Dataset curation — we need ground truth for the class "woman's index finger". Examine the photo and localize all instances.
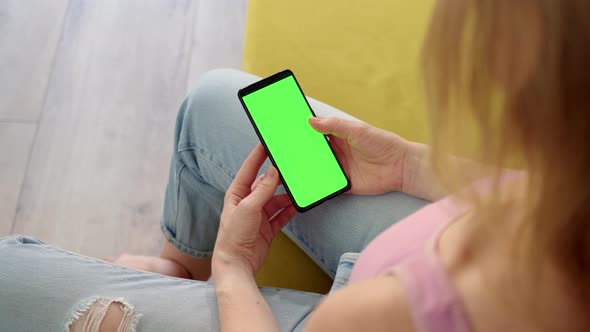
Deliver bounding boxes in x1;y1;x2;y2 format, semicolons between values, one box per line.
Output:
226;143;268;201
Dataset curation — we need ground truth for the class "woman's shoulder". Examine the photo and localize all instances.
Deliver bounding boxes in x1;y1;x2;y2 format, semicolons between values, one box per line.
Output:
304;275;416;332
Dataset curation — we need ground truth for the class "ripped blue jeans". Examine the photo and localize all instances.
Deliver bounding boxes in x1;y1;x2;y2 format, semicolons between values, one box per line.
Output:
0;69;427;331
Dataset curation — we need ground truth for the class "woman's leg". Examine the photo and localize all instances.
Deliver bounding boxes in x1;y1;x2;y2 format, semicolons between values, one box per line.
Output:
0;236;321;331
158;69;428;280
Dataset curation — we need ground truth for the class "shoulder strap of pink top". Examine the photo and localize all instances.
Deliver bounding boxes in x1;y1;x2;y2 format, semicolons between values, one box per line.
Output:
388;249;472;332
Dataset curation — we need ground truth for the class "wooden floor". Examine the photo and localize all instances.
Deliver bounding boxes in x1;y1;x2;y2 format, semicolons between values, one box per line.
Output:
0;0;246;258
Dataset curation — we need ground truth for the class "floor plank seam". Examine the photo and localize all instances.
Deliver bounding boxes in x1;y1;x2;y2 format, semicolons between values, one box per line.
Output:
0;119;38;124
9;0;71;234
181;0;199;97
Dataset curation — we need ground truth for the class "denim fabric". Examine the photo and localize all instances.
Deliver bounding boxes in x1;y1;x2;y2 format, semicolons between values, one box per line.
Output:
0;69;427;331
330;253;361;292
0;236;322;331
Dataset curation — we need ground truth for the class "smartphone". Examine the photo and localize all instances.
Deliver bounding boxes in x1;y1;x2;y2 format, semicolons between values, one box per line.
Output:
238;69;350;212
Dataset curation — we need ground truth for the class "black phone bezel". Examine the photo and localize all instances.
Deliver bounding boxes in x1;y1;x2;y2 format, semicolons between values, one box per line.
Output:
237;69;351;212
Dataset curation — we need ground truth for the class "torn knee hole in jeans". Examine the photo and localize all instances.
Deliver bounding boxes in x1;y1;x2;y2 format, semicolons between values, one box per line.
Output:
66;297;141;332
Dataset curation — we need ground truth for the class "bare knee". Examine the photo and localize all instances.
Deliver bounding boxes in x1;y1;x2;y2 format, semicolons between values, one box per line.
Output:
67;297;140;332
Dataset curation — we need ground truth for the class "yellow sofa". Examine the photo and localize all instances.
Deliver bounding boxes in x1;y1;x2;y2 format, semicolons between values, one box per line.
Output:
244;1;433;293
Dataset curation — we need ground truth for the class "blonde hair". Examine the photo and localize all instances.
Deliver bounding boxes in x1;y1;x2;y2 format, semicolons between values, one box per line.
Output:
422;0;589;313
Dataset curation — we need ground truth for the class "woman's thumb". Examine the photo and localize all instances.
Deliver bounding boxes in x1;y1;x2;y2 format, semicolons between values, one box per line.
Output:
309;116;350;138
243;166;279;209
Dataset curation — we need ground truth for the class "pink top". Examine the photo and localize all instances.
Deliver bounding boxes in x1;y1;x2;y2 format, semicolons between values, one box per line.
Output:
349;196;472;332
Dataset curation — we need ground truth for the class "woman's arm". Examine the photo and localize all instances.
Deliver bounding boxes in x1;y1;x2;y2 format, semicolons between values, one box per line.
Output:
304;275;416;332
211;144;296;332
402;142;499;202
215;262;278;332
309;116;495;202
401;142;447;201
215;268;416;332
308;117;450;200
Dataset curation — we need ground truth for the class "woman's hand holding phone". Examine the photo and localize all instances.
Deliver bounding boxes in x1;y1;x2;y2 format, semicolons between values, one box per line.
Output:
213;143;297;279
309;116;410;196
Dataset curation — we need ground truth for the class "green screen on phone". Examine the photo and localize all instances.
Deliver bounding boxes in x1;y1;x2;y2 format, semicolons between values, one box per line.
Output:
239;70;350;211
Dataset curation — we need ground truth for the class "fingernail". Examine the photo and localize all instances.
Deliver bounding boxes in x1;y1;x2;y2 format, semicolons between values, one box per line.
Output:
265;166;276;179
309;117;321;123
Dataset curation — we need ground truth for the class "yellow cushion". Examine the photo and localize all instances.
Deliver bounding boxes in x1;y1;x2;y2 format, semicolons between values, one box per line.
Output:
245;1;432;293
